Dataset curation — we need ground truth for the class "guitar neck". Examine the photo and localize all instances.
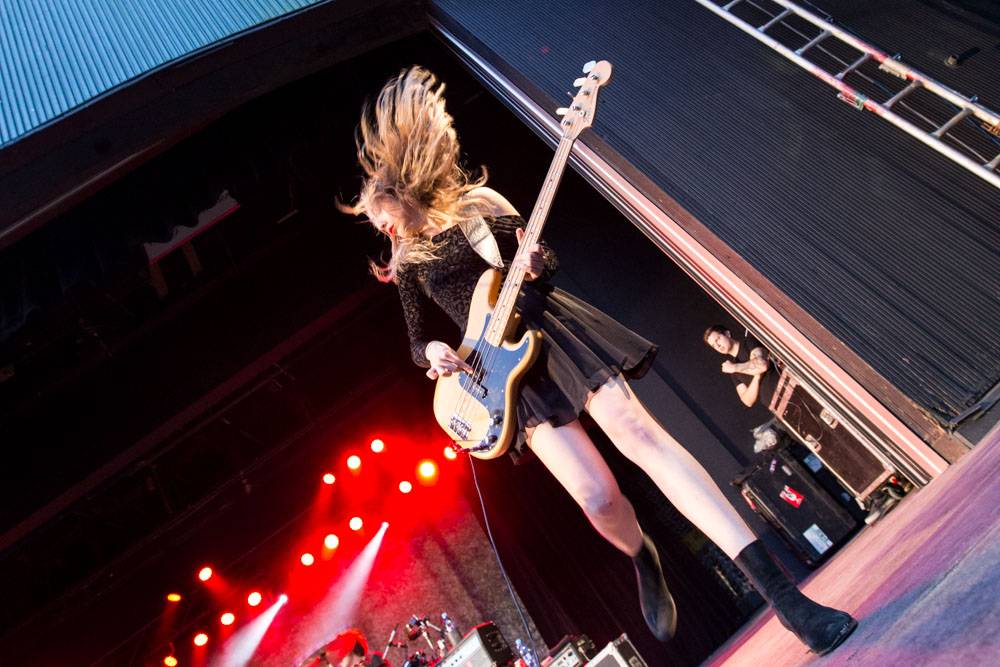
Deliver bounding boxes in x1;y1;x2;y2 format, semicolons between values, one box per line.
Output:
485;133;576;346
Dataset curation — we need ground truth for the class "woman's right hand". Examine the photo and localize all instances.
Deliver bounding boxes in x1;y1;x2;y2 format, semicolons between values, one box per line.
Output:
424;341;475;380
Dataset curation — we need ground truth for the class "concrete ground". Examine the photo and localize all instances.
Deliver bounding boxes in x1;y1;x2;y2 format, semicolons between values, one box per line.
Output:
704;427;1000;666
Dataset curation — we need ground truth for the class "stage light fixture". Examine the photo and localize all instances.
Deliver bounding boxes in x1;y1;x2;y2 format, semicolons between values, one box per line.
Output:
197;566;213;582
371;438;385;453
443;446;458;460
417;460;438;480
166;593;182;603
247;591;262;607
300;552;315;566
322;473;336;485
194;633;209;647
163;656;178;667
324;533;340;550
220;612;235;626
398;480;413;494
349;516;363;531
279;594;289;604
346;454;362;470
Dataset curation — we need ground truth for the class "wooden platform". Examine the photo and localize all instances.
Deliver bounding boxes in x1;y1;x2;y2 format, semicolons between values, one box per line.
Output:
705;428;1000;666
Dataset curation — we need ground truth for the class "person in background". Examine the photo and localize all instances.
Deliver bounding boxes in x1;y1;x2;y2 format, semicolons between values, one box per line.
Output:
704;325;779;410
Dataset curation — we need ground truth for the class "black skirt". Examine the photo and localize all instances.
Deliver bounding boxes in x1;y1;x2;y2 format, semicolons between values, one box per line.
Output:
511;284;657;455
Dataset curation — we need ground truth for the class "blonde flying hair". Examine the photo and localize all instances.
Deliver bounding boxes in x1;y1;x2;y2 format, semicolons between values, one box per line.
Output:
340;66;488;282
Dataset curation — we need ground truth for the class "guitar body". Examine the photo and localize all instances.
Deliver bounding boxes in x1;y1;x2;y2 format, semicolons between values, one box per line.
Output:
433;269;542;459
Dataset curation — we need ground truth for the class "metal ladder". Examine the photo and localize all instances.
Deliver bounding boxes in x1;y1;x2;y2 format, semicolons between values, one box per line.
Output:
695;0;1000;191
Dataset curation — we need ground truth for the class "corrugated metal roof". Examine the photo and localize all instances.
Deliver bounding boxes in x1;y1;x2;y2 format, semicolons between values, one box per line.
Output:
0;0;326;146
430;0;1000;422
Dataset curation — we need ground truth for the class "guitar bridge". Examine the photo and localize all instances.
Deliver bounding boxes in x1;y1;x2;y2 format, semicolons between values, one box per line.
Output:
449;415;472;440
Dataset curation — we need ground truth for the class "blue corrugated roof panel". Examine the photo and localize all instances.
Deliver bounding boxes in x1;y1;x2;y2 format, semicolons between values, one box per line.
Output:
0;0;326;146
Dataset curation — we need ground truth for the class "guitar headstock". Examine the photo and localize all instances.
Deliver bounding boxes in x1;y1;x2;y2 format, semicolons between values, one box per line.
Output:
556;60;612;139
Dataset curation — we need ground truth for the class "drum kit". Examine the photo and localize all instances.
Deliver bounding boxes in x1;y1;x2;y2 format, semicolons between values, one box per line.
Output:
300;613;461;667
386;612;462;667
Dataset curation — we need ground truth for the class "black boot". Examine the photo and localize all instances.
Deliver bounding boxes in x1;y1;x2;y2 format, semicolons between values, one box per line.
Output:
632;533;677;642
735;540;857;655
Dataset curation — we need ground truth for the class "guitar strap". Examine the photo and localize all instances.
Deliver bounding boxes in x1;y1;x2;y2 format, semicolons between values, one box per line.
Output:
458;215;504;269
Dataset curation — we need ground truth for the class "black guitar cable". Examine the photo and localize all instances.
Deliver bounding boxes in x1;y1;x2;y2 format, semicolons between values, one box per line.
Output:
467;456;540;663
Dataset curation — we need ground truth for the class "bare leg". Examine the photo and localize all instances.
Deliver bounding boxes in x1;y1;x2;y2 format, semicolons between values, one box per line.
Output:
586;375;756;558
526;419;643;556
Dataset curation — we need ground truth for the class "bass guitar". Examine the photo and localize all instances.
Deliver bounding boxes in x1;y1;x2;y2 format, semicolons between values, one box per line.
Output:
432;60;612;459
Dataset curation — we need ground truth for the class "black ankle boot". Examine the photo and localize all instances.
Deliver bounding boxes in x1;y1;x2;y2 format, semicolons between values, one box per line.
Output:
632;533;677;642
735;540;857;655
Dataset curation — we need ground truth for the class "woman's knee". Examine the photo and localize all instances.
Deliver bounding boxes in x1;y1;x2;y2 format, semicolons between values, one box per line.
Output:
574;481;628;520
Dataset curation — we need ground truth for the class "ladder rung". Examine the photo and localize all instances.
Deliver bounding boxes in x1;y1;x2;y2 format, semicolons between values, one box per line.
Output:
835;53;870;80
758;9;792;32
795;29;830;55
884;81;921;109
932;108;973;138
987;154;1000;171
723;0;742;9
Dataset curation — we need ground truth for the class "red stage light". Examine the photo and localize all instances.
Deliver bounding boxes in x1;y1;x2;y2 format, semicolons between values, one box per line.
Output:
197;566;213;582
346;454;361;470
322;473;336;485
443;446;458;461
370;439;385;453
164;656;178;667
247;591;262;607
193;633;209;647
398;480;413;494
220;612;235;626
349;517;363;531
324;534;340;550
166;593;182;603
417;460;438;480
300;552;315;566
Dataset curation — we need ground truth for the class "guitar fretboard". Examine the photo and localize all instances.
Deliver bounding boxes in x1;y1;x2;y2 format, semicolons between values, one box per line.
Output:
484;133;576;346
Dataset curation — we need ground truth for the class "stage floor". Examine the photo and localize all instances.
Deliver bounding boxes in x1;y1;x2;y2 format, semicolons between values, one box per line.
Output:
705;429;1000;666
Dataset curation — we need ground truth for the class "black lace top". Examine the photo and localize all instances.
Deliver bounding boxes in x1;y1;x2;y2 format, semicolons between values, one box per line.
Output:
395;215;558;367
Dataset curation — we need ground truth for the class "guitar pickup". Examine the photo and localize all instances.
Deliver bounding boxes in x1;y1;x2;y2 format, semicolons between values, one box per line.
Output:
460;375;488;400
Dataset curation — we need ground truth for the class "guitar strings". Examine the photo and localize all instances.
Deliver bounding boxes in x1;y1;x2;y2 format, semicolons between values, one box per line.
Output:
451;133;575;450
463;137;565;417
458;134;573;440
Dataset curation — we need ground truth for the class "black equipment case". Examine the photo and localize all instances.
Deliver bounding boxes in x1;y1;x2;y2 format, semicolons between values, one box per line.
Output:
735;447;859;566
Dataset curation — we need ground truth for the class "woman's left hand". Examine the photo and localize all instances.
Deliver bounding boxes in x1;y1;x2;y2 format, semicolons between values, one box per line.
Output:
514;228;545;281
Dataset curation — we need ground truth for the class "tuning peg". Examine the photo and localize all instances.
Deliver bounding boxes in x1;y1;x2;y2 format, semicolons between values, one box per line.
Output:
582;60;596;73
573;77;586;87
556;107;569;116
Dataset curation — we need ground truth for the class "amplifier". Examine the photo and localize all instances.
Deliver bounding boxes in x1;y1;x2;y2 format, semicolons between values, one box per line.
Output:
769;370;892;501
439;622;515;667
544;635;594;667
586;635;647;667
